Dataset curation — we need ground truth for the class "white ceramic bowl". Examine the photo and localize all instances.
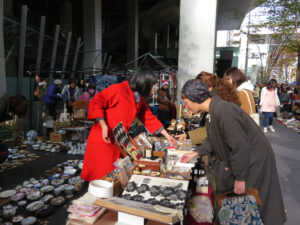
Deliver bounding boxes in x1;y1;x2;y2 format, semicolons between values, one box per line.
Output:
88;180;113;198
64;168;76;176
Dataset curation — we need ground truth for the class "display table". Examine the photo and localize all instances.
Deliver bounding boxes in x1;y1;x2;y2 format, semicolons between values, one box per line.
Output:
94;197;180;225
67;210;166;225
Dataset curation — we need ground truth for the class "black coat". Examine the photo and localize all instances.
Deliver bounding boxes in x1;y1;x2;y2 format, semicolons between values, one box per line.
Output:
198;95;286;225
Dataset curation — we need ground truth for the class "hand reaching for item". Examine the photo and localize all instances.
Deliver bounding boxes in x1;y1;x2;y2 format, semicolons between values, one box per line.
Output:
175;133;187;141
180;152;198;163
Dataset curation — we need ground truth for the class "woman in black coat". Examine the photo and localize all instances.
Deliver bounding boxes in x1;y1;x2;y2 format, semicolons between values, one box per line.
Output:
181;79;286;225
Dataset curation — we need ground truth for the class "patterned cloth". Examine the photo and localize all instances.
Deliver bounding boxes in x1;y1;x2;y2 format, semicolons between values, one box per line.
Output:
182;79;209;103
218;195;264;225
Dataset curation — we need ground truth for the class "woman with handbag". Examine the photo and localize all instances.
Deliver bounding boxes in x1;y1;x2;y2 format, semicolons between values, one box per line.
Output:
224;67;256;115
180;79;286;225
260;79;280;133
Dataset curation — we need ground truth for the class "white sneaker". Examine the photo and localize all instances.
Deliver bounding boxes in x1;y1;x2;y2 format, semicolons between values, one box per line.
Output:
269;126;275;132
263;127;267;133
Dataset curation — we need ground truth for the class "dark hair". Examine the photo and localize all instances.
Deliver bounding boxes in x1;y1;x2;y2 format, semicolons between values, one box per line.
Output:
88;83;96;90
224;67;247;87
267;79;277;90
129;67;157;97
196;71;218;88
10;95;28;118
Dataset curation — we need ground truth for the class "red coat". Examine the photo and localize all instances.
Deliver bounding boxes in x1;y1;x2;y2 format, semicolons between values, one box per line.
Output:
81;81;163;182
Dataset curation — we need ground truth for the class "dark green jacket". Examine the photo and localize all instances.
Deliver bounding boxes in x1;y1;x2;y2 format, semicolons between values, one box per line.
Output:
197;95;286;225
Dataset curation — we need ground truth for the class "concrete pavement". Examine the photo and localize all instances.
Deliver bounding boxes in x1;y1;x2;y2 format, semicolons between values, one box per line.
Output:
264;121;300;225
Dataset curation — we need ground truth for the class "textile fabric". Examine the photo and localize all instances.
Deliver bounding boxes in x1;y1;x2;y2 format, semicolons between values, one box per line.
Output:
218;195;263;225
182;79;209;103
81;81;163;182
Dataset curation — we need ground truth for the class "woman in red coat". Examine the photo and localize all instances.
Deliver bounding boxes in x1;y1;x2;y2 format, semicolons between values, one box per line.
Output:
81;67;176;182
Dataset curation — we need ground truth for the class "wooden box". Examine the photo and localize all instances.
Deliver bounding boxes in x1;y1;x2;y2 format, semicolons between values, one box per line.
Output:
50;132;67;142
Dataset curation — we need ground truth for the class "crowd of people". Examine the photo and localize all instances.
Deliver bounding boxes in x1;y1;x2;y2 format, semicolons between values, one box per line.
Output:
28;67;293;224
33;76;97;121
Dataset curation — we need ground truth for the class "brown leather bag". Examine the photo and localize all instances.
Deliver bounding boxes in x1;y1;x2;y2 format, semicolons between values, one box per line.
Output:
215;187;262;208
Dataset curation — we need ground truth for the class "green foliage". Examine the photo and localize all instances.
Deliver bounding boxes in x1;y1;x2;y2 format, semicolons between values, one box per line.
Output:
253;0;300;83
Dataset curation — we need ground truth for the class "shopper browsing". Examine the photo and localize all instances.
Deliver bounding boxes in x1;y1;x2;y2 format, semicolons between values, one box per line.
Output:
81;67;176;182
259;79;280;133
180;79;286;225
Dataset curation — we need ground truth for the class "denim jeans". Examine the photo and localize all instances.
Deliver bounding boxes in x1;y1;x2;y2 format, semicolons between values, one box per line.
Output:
263;112;274;128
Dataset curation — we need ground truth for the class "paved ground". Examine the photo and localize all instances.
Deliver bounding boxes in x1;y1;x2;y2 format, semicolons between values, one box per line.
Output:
263;120;300;225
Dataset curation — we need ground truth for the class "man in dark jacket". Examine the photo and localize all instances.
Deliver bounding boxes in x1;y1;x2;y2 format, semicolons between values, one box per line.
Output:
44;79;62;120
181;79;286;225
157;80;171;126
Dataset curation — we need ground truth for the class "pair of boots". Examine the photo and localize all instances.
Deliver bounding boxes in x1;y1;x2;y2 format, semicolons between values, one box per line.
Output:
264;125;275;133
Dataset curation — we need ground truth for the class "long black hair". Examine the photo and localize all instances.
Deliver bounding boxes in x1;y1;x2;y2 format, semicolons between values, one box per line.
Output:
129;67;157;97
266;79;277;90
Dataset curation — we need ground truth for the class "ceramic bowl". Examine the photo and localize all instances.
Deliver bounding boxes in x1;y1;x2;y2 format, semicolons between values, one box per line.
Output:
18;200;27;206
64;185;75;195
26;190;43;201
40;185;55;193
11;192;25;202
2;204;18;218
51;179;64;187
50;196;66;206
53;186;64;196
26;201;44;212
64;168;76;176
40;194;54;203
12;215;24;223
21;216;37;225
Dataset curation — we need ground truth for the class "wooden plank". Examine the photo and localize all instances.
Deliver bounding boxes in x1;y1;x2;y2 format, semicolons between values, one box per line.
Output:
94;197;179;224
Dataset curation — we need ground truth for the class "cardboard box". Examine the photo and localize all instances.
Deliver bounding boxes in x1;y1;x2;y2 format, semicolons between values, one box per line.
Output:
50;132;67;142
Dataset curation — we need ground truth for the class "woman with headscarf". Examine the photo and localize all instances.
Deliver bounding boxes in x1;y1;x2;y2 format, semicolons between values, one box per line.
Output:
176;71;240;144
180;79;286;225
81;67;176;182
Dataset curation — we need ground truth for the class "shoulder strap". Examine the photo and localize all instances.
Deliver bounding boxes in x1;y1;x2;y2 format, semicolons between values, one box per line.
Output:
242;90;253;114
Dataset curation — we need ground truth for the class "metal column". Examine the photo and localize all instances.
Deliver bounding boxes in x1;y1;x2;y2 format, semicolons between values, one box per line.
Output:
17;5;28;95
106;55;112;70
127;0;138;69
36;16;46;75
71;37;82;79
49;25;60;83
0;0;6;96
61;31;72;80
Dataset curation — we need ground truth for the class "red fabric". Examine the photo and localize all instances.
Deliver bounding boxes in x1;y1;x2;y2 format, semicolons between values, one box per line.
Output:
81;81;163;182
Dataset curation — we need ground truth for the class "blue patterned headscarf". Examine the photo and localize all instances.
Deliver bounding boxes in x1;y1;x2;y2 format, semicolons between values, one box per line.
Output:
182;79;209;103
